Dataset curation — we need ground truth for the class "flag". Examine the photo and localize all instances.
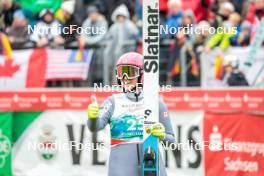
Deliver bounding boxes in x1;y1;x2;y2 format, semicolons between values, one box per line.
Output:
0;47;93;90
0;33;46;90
1;33;12;60
45;49;93;80
214;55;224;80
191;57;199;76
171;59;180;76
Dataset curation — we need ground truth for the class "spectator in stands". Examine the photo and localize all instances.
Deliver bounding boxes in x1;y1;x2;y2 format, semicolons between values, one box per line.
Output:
166;10;196;86
30;9;64;48
60;0;82;47
192;21;212;51
210;1;235;29
246;0;264;45
230;21;251;47
160;0;169;23
104;4;139;84
134;0;168;28
205;12;241;52
0;0;20;28
254;0;264;19
221;55;249;86
246;0;264;24
96;0;135;26
181;10;196;40
135;0;143;21
80;5;108;85
218;2;235;21
190;0;211;22
80;6;108;46
166;0;183;38
210;0;231;16
5;10;32;49
230;0;247;15
107;4;139;54
184;21;212;86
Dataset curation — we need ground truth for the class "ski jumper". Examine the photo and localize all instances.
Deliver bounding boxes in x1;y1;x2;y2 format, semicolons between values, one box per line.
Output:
87;92;174;176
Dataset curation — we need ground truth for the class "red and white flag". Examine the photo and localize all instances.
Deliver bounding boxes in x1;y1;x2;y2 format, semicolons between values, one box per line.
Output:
0;48;46;90
0;48;93;90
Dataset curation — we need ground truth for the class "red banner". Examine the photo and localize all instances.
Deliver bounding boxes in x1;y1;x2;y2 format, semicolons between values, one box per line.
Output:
204;112;264;176
0;89;263;111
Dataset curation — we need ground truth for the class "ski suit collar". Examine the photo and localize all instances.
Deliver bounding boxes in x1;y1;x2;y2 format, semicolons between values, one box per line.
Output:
125;91;143;102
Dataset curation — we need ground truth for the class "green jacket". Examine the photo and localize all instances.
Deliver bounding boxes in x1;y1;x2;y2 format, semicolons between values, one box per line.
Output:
206;27;236;51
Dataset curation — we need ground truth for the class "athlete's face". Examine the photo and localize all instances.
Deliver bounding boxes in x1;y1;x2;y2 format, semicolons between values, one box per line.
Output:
121;76;138;91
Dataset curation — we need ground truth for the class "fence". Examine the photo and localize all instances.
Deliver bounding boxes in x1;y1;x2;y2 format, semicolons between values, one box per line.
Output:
200;47;264;87
6;40;264;88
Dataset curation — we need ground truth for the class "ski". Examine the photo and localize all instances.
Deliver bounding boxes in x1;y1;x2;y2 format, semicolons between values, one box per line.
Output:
244;18;264;67
142;0;160;175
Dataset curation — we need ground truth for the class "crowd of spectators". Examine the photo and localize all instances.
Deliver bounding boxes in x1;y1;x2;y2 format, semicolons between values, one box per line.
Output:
0;0;263;87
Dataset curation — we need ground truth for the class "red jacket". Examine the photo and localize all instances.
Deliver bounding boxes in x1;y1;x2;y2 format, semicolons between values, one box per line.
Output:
246;3;264;23
182;0;211;22
160;0;168;13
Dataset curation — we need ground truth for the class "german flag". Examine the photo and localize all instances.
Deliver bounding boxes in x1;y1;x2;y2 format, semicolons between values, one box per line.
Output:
214;54;224;80
191;57;199;76
171;59;180;76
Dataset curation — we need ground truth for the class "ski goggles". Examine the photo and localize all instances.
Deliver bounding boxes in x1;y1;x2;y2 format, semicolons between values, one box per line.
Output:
116;65;141;79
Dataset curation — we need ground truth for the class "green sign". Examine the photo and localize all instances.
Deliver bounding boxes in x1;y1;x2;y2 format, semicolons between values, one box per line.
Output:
0;113;12;176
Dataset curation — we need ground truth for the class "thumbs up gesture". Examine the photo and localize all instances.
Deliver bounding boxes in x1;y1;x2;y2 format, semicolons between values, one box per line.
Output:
87;95;99;119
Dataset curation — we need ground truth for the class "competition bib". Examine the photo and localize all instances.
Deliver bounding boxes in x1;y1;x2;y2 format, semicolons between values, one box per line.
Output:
110;93;144;145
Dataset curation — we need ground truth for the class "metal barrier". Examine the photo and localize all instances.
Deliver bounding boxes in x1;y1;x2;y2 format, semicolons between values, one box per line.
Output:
9;40;192;87
200;47;264;87
12;41;261;88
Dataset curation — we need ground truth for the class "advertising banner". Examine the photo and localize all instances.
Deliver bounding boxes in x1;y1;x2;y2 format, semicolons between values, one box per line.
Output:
204;112;264;176
0;90;263;175
0;112;12;176
10;111;205;176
